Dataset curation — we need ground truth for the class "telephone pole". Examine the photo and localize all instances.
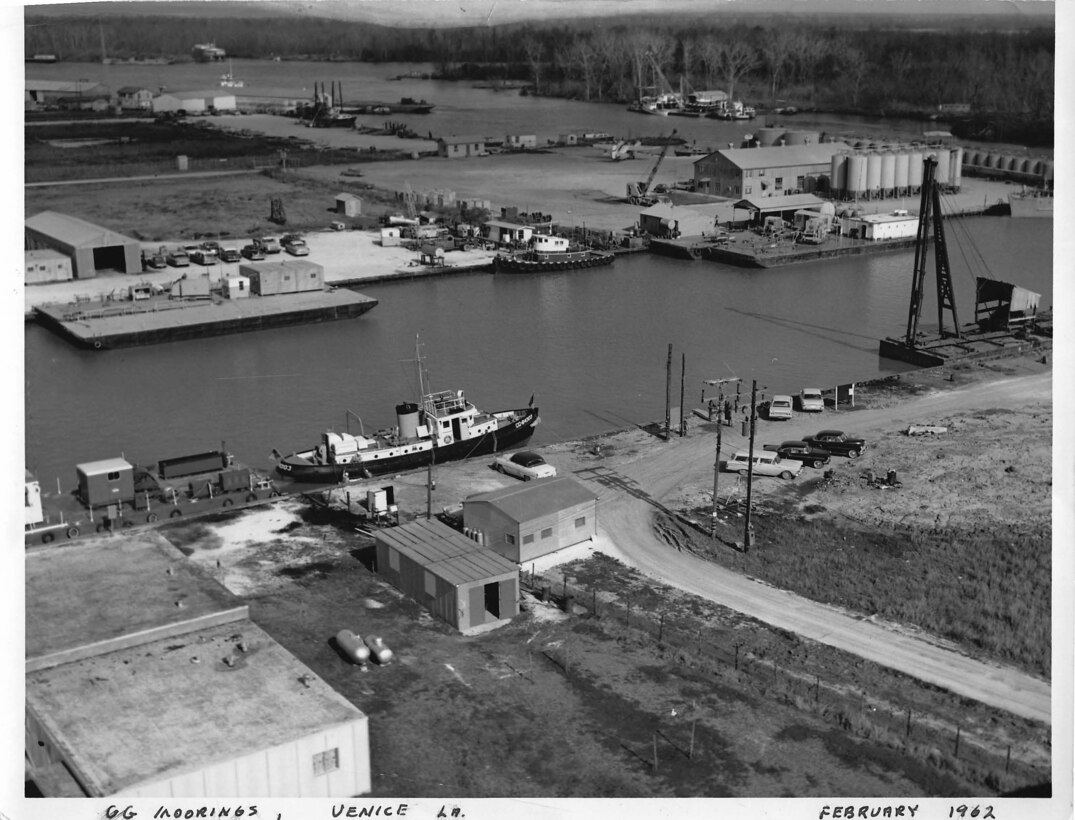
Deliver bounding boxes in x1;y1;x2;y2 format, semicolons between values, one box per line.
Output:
743;379;757;551
664;343;673;440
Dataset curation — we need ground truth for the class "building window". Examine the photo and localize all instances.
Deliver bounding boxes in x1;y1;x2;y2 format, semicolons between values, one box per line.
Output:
574;516;586;528
775;177;784;190
523;533;535;544
506;533;516;545
797;176;806;190
107;471;121;481
744;185;752;195
541;527;553;539
313;748;339;776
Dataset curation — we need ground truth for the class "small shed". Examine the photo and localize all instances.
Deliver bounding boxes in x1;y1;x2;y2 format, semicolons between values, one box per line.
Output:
240;260;324;296
222;275;250;299
24;249;73;284
117;86;154;110
463;476;599;564
76;457;134;509
380;227;401;247
335;193;362;217
505;133;537;149
437;135;486;159
484;220;533;247
171;273;212;299
373;519;519;635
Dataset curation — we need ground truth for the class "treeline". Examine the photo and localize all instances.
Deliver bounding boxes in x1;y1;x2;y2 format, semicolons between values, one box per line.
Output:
26;14;1053;122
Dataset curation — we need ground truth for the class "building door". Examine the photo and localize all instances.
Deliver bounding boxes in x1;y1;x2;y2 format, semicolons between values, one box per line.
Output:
483;581;501;619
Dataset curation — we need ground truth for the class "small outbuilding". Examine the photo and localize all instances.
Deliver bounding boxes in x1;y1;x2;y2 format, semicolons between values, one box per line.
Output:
437;135;487;158
505;133;537;149
240;260;324;295
76;457;135;509
335;192;362;216
463;476;599;564
483;220;533;247
373;519;520;635
24;249;73;284
25;211;142;278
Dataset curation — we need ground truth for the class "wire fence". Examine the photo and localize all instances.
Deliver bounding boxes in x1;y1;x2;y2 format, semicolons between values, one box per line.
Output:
521;571;1048;793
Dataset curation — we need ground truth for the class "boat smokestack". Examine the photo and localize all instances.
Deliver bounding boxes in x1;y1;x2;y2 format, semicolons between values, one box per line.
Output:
396;402;420;440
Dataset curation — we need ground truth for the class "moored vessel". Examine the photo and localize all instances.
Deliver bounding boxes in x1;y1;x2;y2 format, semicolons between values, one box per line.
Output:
273;340;540;482
1008;188;1053;218
493;234;615;273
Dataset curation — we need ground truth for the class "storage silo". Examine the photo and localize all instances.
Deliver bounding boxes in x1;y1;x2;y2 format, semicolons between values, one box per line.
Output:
847;153;868;197
908;152;924;191
894;151;911;194
984;153;1001;170
949;147;963;190
865;153;882;198
934;150;950;186
831;153;848;196
756;127;784;147
784;130;820;146
1043;161;1054;186
1016;158;1031;174
880;153;897;196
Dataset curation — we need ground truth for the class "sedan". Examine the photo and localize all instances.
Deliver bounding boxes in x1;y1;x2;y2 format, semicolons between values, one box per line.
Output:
283;239;310;256
219;248;241;263
492;451;557;481
241;244;265;260
803;430;867;458
772;440;831;468
799;388;824;412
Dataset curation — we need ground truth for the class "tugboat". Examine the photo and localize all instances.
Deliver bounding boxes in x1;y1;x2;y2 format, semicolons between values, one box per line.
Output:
272;338;540;482
494;234;615;273
300;81;357;129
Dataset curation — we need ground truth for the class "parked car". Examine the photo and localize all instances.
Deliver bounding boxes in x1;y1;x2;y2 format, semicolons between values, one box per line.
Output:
255;237;282;254
200;241;223;256
189;248;218;265
166;248;190;267
241;244;265;261
803;430;868;458
219;247;241;263
771;441;831;468
283;237;310;256
767;394;794;420
141;250;167;270
798;387;824;412
492;450;557;481
724;450;802;479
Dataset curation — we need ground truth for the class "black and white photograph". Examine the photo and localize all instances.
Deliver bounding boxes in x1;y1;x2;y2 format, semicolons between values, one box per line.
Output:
6;0;1070;817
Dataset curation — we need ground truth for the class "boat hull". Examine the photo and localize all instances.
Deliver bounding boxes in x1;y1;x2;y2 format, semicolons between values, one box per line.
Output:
275;407;540;482
494;251;615;274
1008;193;1053;218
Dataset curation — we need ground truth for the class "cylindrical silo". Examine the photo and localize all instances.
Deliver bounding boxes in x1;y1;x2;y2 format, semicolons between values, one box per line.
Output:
880;152;896;195
949;147;963;190
784;130;820;146
865;153;882;198
984;153;1001;170
831;153;848;196
908;152;924;191
965;150;981;169
1030;159;1044;177
756;127;784;147
847;153;867;197
1043;161;1054;185
894;151;910;193
1016;158;1031;174
934;150;950;186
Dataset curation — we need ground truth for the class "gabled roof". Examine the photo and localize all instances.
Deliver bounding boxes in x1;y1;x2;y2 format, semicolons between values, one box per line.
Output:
464;476;598;524
374;519;517;584
704;142;850;170
734;194;827;212
117;86;152;94
439;135;486;145
25;211;139;247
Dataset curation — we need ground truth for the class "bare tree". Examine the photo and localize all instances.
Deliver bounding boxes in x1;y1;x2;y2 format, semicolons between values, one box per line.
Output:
716;41;758;100
758;29;796;105
521;35;544;94
838;45;870;107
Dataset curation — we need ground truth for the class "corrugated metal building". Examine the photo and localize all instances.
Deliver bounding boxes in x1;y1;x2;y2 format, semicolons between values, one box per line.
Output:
336;192;362;216
374;519;520;635
733;194;829;226
693;143;849;198
25;79;111;108
240;259;324;295
24;248;73;284
25;533;371;798
484;221;533;246
638;201;741;238
463;476;599;563
24;211;142;278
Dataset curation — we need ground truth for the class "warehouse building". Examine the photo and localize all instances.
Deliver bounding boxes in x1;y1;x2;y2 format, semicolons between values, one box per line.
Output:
463;476;599;564
25;79;111;108
152;90;237;114
25;533;371;798
240;259;324;295
25;211;142;278
373;518;520;635
24;248;73;285
733;193;829;227
638;201;741;238
693;143;849;199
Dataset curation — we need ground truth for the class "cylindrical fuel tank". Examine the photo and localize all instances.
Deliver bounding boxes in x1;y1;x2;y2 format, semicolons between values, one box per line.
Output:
949;147;963;188
831;153;848;194
756;127;784;147
934;149;950;184
336;630;371;665
880;153;896;192
894;152;910;191
865;153;882;195
908;152;924;189
847;154;867;196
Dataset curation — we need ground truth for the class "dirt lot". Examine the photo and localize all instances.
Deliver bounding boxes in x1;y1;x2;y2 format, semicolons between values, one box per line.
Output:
157;356;1054;798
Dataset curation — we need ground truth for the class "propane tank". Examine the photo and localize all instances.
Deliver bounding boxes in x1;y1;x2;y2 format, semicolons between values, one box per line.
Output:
364;635;394;665
336;629;371;666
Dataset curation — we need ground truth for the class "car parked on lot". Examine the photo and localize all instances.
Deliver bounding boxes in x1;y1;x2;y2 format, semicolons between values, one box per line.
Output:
798;387;824;412
803;430;867;458
200;241;223;256
724;450;802;479
241;244;265;261
492;450;557;481
767;394;794;420
771;440;831;468
141;250;167;270
219;247;241;263
189;248;218;265
283;237;310;256
255;237;282;254
166;248;190;267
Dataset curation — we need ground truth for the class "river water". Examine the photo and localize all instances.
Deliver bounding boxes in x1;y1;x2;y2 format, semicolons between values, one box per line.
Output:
23;60;1054;483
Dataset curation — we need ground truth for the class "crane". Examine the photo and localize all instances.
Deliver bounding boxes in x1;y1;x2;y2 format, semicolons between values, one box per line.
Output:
626;129;677;205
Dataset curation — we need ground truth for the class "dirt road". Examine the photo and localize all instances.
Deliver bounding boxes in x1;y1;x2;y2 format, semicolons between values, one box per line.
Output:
574;372;1053;723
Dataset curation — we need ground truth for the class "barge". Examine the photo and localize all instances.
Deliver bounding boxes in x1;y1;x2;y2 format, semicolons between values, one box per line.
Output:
34;285;378;350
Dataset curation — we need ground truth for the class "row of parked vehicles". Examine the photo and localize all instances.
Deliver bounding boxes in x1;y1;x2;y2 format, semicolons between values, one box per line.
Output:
725;430;869;480
142;235;309;271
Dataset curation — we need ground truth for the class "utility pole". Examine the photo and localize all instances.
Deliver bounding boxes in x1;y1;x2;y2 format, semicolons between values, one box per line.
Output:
743;379;757;551
664;343;672;440
679;353;686;436
711;419;722;537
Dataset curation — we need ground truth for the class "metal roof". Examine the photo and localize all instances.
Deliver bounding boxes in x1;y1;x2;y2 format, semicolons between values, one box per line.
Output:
25;211;140;248
464;476;598;524
439;135;486;145
733;194;827;212
375;519;518;584
75;457;133;477
709;142;851;170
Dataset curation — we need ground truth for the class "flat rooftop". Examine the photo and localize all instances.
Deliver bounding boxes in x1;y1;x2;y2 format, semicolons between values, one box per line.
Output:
27;620;366;796
26;531;247;672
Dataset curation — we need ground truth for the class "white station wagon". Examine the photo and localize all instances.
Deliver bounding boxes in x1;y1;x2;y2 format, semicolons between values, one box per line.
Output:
725;450;802;480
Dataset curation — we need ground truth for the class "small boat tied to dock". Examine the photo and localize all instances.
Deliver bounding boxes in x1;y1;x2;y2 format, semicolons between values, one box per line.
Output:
493;234;614;273
273;338;540;482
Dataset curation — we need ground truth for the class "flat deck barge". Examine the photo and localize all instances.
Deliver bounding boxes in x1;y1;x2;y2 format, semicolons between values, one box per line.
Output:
34;288;378;349
879;327;1051;367
649;234;921;267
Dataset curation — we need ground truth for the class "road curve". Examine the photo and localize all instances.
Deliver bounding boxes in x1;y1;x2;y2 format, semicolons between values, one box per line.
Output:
578;371;1053;724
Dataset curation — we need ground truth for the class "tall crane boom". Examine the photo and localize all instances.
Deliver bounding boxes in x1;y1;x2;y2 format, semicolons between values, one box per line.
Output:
642;129;677;195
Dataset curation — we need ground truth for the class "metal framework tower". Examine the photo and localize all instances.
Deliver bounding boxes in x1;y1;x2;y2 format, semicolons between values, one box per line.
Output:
905;156;960;346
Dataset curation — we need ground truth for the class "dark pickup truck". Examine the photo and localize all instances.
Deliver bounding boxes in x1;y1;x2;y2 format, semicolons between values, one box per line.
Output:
803;430;867;458
764;441;832;468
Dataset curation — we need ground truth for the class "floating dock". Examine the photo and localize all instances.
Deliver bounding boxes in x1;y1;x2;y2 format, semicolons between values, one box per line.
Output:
878;326;1051;367
34;288;378;349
